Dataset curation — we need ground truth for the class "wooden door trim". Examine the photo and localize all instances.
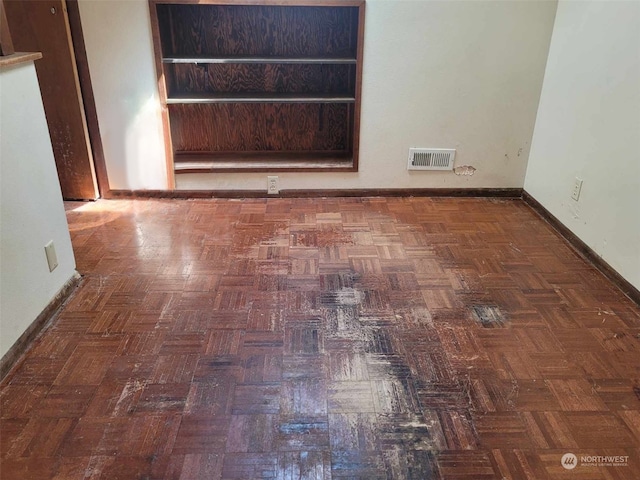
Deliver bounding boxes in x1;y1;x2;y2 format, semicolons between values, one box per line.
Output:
57;0;99;199
0;0;15;56
148;1;176;190
65;0;110;196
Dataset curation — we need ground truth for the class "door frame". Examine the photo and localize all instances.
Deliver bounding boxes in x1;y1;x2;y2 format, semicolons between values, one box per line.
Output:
64;0;110;197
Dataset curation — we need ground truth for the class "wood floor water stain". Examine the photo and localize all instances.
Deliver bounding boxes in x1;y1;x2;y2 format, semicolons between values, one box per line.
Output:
2;197;640;479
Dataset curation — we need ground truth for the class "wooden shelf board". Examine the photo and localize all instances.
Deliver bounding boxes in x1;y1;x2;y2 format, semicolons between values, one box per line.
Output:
167;93;355;104
174;152;355;172
0;52;42;68
163;56;357;65
151;0;365;6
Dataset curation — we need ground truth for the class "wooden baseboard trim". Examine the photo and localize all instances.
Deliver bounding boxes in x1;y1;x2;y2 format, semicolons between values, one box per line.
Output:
0;272;82;382
523;190;639;306
105;188;523;200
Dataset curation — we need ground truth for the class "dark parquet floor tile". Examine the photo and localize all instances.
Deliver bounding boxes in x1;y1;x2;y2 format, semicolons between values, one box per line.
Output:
1;197;639;479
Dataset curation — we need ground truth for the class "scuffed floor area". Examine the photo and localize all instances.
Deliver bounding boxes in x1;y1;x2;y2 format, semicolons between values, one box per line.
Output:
1;197;639;479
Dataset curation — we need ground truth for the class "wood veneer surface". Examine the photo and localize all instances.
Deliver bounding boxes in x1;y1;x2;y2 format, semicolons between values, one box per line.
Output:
166;63;354;96
157;4;359;58
169;102;350;152
1;197;639;479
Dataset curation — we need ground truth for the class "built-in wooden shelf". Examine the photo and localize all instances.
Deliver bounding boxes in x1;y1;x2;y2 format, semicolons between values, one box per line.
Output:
149;1;365;184
163;56;357;65
0;51;42;68
174;152;354;173
166;93;356;104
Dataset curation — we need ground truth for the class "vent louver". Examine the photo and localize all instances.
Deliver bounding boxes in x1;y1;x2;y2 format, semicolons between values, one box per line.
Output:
407;148;455;171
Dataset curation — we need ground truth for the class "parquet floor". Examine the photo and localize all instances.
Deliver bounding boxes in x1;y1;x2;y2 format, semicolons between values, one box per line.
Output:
1;196;639;479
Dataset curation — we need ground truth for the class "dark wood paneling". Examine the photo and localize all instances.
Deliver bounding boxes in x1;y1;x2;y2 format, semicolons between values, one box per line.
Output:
166;63;354;96
4;0;98;200
149;1;364;174
169;103;350;152
523;190;640;306
157;4;359;58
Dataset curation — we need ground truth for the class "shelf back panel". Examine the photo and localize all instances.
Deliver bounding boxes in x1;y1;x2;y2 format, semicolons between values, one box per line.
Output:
157;4;359;58
166;63;355;96
169;103;351;153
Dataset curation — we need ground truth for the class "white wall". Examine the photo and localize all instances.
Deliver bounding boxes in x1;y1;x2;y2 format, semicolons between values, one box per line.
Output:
78;0;557;191
78;0;168;190
0;61;77;358
524;0;640;290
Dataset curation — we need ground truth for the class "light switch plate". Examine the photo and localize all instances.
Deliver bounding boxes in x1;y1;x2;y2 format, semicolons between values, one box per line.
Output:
45;240;58;272
571;177;583;201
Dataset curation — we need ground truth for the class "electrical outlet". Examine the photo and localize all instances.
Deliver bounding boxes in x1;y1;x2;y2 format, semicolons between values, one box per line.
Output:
44;240;58;272
571;177;583;201
267;176;279;194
